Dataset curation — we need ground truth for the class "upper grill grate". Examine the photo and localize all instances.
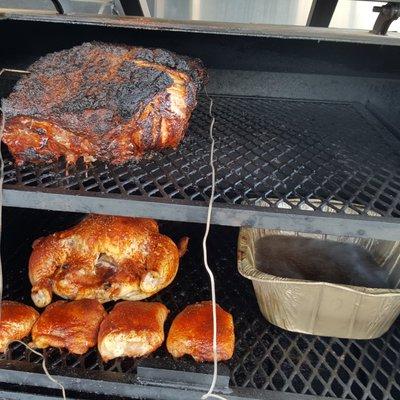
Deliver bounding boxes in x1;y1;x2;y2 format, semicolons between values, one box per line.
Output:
1;87;400;220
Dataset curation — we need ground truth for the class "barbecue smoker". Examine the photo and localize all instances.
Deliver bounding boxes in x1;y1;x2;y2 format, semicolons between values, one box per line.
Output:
0;12;400;400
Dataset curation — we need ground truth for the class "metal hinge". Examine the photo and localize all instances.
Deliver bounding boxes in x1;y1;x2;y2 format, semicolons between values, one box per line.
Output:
371;2;400;35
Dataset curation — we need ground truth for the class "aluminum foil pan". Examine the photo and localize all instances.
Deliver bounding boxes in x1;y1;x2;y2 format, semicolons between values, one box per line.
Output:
238;200;400;339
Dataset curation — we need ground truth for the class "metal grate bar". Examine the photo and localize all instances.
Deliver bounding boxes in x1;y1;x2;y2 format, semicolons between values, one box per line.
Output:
1;212;400;400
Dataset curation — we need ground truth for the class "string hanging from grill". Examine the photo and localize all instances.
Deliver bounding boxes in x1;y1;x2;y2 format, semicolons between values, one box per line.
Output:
0;68;67;399
0;107;67;400
0;69;29;318
0;102;4;321
13;340;67;400
201;89;227;400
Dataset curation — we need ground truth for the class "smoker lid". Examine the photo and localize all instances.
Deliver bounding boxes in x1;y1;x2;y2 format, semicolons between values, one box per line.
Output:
2;13;400;47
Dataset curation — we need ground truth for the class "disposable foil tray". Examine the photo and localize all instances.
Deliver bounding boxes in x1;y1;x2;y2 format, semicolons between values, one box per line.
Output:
238;201;400;339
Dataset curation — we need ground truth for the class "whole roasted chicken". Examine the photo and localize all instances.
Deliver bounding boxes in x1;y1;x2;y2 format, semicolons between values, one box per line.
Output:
29;215;188;307
2;42;207;165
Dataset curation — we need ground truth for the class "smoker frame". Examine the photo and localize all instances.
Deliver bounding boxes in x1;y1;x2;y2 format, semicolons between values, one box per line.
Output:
0;12;400;400
1;14;400;240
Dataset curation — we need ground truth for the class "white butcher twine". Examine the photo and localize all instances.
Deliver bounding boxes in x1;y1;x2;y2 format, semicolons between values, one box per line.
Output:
0;102;4;319
201;90;227;400
0;103;66;400
0;68;30;317
14;340;67;400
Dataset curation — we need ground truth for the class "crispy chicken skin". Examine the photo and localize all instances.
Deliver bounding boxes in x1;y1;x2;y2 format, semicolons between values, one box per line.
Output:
0;301;39;353
98;301;169;361
31;299;106;354
2;42;207;166
29;214;186;308
166;301;234;362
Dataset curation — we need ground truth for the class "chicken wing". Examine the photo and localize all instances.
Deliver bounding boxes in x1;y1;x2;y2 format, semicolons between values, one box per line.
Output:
166;301;234;362
29;214;187;307
31;299;106;354
0;301;39;353
98;301;169;361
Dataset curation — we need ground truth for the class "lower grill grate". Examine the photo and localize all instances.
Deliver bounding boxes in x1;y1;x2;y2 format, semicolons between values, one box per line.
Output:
1;210;399;400
1;73;400;221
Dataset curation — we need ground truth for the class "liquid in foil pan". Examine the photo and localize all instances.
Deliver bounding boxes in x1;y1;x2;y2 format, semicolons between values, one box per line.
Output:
238;199;400;339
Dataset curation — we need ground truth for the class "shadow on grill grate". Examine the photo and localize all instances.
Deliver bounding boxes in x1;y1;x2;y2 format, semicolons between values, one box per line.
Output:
1;86;400;219
1;211;400;400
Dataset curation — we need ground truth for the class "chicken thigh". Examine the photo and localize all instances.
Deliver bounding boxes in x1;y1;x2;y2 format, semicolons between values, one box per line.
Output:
31;299;106;354
0;301;39;353
98;301;168;361
167;301;234;362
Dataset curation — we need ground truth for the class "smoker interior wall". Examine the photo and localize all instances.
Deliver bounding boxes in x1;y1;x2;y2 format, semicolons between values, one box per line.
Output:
1;208;81;265
0;19;400;77
1;19;400;129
